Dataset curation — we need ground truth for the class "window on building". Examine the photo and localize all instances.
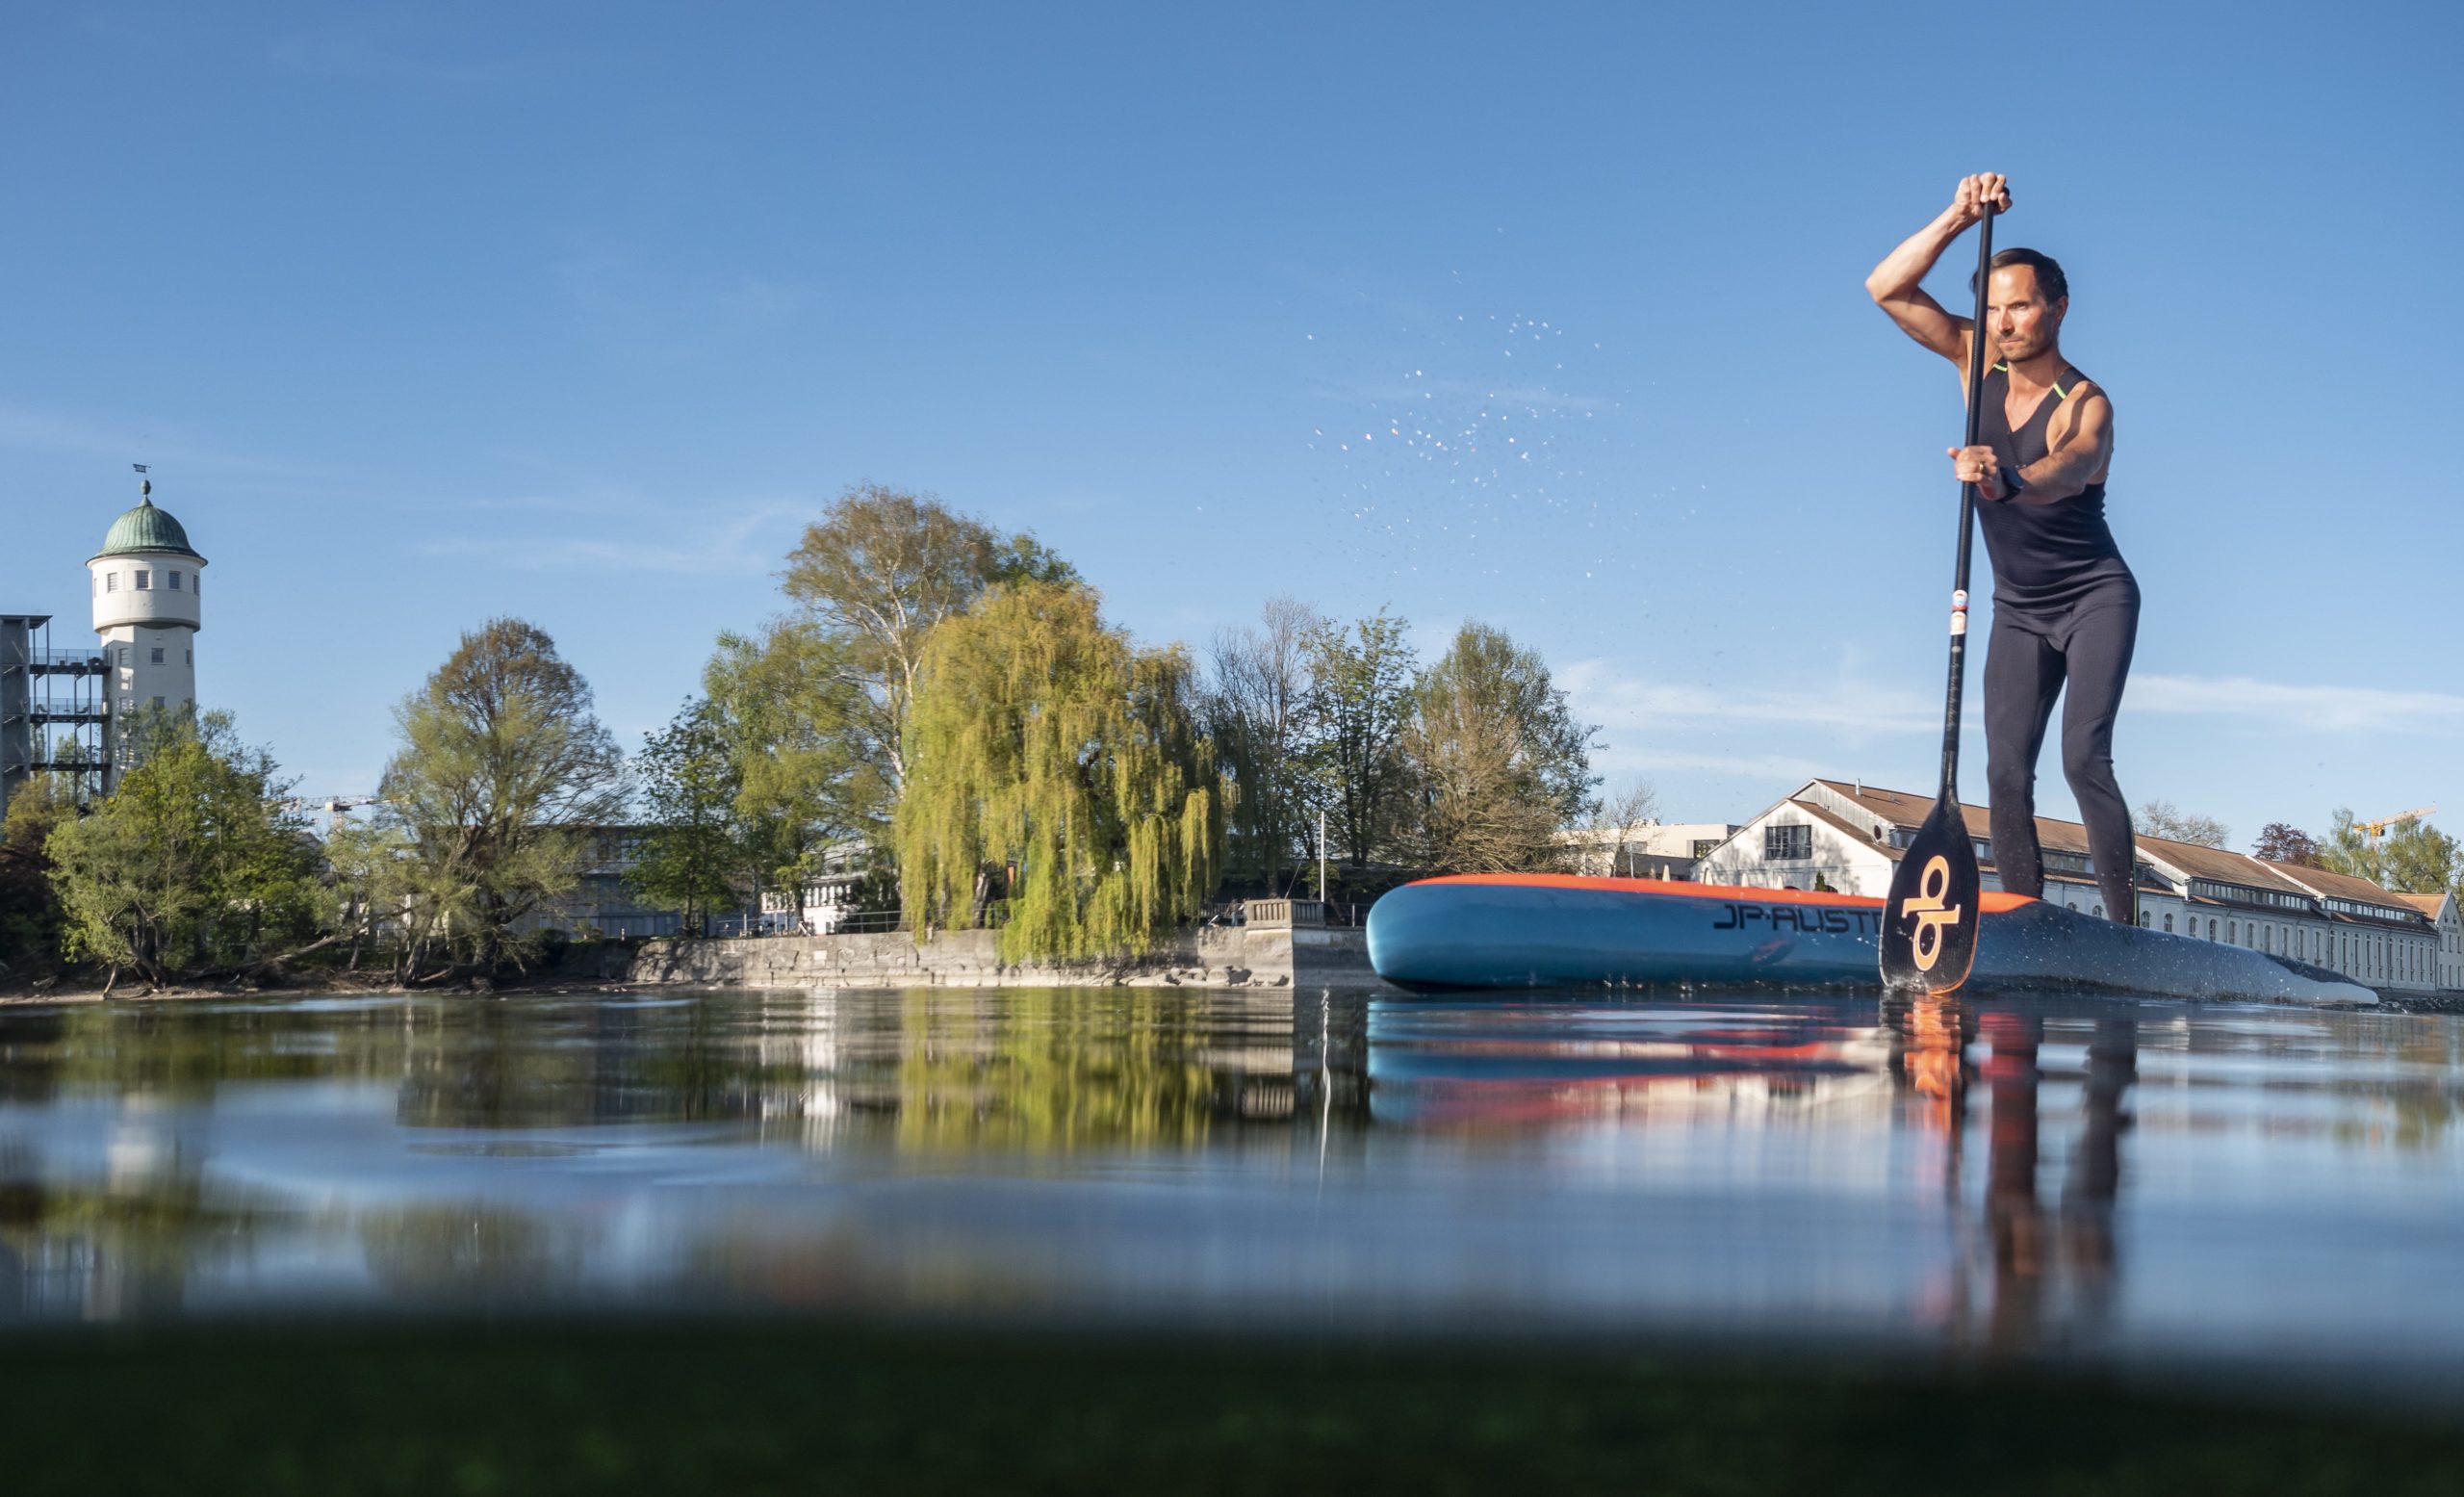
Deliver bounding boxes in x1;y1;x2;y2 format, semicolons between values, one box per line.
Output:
135;570;150;590
185;648;192;665
149;696;164;710
168;570;182;590
106;573;117;593
2163;914;2174;933
2228;920;2237;943
1764;824;1812;861
1691;839;1720;859
2140;909;2150;927
2092;905;2103;918
149;647;164;664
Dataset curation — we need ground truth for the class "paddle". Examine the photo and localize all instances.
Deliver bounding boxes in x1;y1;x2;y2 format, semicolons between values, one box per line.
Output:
1881;202;1998;994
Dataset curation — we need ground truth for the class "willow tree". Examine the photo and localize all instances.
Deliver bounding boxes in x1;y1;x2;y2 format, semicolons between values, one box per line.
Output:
897;581;1221;962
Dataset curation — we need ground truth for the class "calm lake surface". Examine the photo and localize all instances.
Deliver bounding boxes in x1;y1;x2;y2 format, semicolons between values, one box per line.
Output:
3;987;2459;1389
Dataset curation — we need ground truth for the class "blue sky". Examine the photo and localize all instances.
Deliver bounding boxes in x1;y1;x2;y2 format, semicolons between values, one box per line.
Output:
5;1;2459;848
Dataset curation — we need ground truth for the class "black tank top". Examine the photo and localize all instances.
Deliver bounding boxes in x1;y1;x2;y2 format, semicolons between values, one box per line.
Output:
1974;362;2131;610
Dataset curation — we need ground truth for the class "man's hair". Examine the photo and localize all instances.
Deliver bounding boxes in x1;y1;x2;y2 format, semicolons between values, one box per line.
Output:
1971;247;2068;301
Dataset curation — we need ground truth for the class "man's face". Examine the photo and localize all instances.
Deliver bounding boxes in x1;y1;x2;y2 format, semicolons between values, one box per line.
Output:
1988;266;2066;360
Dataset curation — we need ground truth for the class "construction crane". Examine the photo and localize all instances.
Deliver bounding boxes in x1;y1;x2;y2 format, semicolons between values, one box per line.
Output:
277;794;385;834
2357;805;2437;841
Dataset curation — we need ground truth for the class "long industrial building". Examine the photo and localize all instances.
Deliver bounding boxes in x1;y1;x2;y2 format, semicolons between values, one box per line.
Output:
1697;779;2462;994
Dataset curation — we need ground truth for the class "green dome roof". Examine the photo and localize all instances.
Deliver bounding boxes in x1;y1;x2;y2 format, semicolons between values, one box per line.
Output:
93;499;201;560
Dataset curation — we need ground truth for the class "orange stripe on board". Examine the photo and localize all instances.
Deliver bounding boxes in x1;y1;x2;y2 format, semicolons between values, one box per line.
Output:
1415;872;2036;916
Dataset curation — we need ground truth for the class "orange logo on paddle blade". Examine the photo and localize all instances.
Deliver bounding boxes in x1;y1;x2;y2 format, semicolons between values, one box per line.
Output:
1899;854;1964;972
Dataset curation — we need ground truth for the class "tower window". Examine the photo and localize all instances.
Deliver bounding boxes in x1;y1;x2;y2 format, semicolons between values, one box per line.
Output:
168;570;182;591
150;647;165;664
135;570;151;590
106;573;118;593
185;649;192;664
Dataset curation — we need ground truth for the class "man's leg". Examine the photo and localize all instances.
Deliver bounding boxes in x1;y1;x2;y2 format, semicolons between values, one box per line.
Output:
2057;591;2143;921
1982;614;2065;899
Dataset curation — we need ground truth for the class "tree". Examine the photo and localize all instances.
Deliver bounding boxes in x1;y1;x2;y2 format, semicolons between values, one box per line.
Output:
0;773;76;980
1202;596;1321;892
2319;808;2462;895
1574;781;1663;877
1299;610;1419;868
378;619;626;980
701;621;885;884
627;698;746;936
2136;800;2231;849
1399;622;1601;873
778;483;1074;794
896;581;1221;962
44;709;322;989
2252;822;2323;867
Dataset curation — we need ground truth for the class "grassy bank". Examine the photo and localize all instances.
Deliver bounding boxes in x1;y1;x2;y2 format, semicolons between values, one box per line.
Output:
9;1319;2462;1495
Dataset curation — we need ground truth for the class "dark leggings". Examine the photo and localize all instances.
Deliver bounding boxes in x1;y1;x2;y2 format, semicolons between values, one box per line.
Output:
1983;581;2141;920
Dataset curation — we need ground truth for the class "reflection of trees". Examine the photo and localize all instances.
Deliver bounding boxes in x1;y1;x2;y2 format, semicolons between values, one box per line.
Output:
358;1204;586;1296
0;1131;281;1320
889;989;1295;1154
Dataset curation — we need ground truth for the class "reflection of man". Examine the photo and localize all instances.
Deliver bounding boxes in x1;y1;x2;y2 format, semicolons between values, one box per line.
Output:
1868;174;2140;922
1886;999;2137;1356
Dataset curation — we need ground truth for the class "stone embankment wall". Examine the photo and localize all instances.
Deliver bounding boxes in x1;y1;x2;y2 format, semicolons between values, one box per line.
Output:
628;922;1389;992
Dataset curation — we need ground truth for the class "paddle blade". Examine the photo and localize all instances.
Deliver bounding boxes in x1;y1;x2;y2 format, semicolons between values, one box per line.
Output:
1880;798;1983;994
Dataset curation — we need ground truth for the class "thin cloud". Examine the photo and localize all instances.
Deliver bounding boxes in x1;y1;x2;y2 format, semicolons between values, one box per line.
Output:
1560;658;1939;739
2134;674;2464;733
1597;748;1831;783
0;404;350;490
416;500;807;577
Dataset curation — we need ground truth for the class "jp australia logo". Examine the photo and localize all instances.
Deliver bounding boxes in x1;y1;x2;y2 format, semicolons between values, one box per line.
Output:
1712;901;1881;936
1896;855;1964;971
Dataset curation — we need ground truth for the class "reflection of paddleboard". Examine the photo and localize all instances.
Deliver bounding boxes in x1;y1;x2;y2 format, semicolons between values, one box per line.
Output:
1367;874;2375;1006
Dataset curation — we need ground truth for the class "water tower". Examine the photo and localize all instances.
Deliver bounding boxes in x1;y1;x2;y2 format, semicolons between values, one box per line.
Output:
89;473;205;786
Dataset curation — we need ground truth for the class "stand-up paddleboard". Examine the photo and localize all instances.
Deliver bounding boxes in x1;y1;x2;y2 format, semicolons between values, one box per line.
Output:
1367;874;2376;1006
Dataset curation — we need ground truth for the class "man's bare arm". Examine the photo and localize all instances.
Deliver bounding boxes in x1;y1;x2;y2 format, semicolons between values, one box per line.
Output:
1948;392;2115;504
1866;174;2009;367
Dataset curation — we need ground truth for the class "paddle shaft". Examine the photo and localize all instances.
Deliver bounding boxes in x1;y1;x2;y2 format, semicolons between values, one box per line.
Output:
1937;207;1998;802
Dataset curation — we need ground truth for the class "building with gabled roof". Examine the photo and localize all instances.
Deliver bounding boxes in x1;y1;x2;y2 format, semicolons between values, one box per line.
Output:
1696;778;2454;993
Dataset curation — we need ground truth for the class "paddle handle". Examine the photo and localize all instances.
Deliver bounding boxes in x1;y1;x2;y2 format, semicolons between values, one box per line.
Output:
1938;206;1997;802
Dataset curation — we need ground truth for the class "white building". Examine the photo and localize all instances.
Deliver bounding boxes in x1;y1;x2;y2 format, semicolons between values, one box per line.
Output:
1557;821;1741;881
88;480;206;786
1697;778;2453;994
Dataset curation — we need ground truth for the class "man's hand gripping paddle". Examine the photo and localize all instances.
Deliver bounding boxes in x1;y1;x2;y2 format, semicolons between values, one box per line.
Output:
1882;204;1997;994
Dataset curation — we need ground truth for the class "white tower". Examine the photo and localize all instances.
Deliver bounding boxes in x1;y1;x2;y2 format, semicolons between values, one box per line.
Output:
89;475;206;784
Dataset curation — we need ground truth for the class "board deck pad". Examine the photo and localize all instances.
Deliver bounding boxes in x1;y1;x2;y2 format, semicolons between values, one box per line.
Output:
1365;874;2375;1006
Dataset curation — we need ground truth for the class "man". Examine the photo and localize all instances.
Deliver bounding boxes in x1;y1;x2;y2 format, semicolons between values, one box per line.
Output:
1866;173;2139;923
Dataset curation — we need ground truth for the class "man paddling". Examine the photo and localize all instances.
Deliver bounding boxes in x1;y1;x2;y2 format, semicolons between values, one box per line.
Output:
1867;173;2140;924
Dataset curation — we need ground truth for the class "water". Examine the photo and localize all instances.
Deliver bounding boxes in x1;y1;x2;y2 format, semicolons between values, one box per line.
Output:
2;987;2459;1392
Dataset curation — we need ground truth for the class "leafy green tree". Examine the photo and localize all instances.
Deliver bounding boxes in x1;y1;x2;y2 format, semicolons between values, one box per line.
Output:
627;698;746;936
2320;808;2462;895
45;709;322;989
0;773;76;980
896;581;1221;962
2135;800;2231;848
702;621;885;884
1399;622;1601;873
778;483;1075;794
321;816;413;971
378;619;626;980
1299;609;1418;870
1202;595;1321;892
